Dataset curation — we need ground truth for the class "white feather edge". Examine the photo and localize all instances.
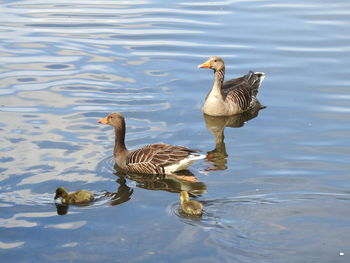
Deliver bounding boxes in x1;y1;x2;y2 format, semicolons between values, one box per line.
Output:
254;72;265;88
163;153;206;173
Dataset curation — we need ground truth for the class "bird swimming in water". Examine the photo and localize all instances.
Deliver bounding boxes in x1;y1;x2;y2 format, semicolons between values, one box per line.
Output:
180;190;203;216
98;112;205;175
198;56;265;116
54;187;94;204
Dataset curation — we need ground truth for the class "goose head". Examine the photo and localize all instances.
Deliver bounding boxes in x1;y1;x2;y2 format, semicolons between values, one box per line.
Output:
98;112;125;128
54;187;68;200
198;56;225;71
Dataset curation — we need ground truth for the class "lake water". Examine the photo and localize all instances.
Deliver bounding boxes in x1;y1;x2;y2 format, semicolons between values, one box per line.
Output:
1;0;350;262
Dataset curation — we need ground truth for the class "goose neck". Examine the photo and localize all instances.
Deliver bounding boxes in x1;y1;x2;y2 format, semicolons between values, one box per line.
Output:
214;68;225;86
114;122;127;156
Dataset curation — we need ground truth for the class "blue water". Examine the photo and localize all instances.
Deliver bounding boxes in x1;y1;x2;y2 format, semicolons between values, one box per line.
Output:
1;0;350;262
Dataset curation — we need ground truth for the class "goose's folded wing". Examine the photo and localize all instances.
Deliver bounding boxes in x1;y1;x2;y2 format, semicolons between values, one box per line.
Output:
222;80;253;111
126;144;197;174
221;71;265;111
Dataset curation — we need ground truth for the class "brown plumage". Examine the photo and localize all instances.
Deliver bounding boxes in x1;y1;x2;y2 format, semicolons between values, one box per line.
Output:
198;56;265;116
98;113;205;175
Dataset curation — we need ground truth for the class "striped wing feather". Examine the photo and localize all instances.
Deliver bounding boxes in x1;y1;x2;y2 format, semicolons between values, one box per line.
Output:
126;144;197;174
222;71;261;111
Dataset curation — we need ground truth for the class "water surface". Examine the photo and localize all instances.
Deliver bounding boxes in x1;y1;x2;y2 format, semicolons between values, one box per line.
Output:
1;0;350;262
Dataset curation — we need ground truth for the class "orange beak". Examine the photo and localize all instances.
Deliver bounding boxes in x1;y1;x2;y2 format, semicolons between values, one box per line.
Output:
198;60;211;69
98;116;108;124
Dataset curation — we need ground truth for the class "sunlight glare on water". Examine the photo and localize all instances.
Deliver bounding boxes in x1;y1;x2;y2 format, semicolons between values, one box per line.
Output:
1;0;350;262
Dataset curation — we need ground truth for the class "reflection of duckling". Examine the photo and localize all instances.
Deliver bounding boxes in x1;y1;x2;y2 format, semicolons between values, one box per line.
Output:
180;191;203;216
55;203;69;215
54;187;94;204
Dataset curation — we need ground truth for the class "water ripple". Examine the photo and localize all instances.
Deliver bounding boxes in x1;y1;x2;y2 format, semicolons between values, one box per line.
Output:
169;191;350;261
1;0;350;261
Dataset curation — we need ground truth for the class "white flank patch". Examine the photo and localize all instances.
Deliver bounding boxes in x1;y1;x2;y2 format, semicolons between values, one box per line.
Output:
164;153;206;173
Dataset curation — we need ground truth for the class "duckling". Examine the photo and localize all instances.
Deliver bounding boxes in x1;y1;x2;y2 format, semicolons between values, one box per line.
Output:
180;191;203;216
54;187;94;204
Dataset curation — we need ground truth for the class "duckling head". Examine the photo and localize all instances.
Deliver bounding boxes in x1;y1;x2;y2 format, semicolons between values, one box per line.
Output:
54;187;68;200
198;56;225;72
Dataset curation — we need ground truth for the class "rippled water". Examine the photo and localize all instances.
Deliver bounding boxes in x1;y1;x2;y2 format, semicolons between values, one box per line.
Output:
1;0;350;262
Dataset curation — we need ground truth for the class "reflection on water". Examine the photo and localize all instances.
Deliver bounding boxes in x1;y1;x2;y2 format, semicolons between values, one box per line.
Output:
170;191;350;261
114;166;207;196
55;204;69;216
104;177;133;207
55;165;207;215
54;176;134;215
204;102;265;171
1;0;350;262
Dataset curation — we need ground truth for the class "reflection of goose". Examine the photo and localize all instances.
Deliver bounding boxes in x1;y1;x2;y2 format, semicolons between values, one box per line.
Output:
98;113;205;175
54;187;94;204
115;167;207;196
180;191;203;216
198;56;265;116
105;177;133;206
204;102;265;170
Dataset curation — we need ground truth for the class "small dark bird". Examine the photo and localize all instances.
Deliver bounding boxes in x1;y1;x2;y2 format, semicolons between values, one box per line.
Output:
180;190;203;216
54;187;94;204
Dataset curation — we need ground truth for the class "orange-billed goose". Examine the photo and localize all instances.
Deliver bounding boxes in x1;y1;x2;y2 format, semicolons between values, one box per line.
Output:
98;113;205;175
198;56;265;116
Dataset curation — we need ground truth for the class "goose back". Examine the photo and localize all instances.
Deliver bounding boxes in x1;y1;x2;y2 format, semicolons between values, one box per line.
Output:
222;71;264;112
124;144;201;174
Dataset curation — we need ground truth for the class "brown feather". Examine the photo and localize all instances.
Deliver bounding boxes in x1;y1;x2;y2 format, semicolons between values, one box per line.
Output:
99;113;203;175
125;143;197;174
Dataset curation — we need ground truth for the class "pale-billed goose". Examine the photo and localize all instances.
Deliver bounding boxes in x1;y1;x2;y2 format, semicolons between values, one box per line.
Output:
54;187;94;204
180;190;203;216
198;56;265;116
98;112;205;175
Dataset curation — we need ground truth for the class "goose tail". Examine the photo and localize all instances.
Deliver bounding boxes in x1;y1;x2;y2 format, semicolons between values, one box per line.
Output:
246;71;265;97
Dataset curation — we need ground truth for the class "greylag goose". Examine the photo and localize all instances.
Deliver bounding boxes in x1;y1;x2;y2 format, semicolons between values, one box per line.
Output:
54;187;94;204
98;112;205;175
180;190;203;216
198;56;265;116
